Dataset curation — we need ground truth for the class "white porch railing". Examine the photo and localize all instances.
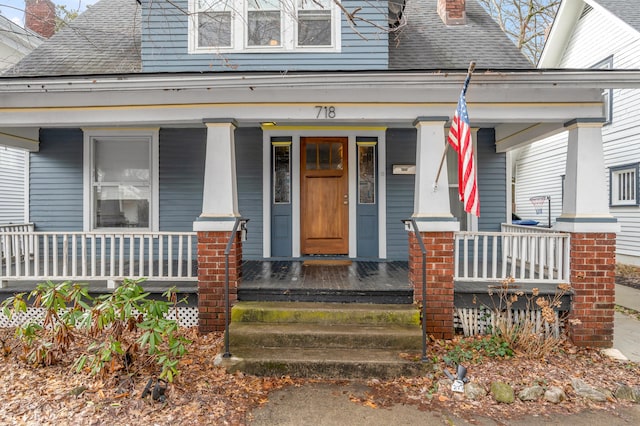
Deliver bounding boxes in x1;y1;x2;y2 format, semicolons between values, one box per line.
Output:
500;223;559;234
0;223;35;260
454;230;570;283
1;231;198;288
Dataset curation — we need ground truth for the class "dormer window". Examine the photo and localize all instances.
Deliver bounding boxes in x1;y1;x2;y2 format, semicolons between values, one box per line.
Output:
197;1;233;47
297;0;332;46
248;0;282;47
190;0;340;53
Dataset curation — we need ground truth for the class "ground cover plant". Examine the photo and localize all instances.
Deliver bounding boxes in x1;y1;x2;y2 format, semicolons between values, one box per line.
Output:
1;279;189;382
0;274;639;424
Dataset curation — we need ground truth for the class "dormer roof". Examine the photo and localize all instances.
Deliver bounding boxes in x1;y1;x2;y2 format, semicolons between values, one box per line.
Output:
4;0;530;77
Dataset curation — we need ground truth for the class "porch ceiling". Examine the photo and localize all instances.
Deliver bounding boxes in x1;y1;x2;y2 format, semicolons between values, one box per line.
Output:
1;70;639;148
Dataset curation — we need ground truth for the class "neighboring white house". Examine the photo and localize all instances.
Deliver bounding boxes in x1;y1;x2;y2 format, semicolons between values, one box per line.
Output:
514;0;640;266
0;145;28;225
0;15;42;225
0;14;42;72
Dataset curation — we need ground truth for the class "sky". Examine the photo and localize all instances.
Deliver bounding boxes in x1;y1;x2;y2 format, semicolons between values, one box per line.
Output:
0;0;98;26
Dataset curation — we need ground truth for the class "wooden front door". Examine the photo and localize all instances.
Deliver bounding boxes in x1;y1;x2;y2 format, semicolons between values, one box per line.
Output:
301;137;349;254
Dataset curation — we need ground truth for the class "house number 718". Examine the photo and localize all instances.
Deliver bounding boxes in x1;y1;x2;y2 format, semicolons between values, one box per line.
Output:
315;106;336;119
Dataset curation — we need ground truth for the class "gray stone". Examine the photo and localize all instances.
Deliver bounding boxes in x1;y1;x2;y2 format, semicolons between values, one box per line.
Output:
490;381;515;404
518;385;545;401
596;387;615;401
464;382;487;400
437;379;451;394
614;385;640;403
544;386;566;404
572;378;609;402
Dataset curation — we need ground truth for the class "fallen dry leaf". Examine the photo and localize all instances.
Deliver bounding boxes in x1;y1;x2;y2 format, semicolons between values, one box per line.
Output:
363;400;378;409
0;328;639;425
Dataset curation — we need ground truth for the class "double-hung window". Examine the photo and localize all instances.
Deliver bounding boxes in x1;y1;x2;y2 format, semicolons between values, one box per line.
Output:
190;0;338;52
610;163;639;207
297;0;332;46
197;0;234;48
248;0;282;47
84;130;159;231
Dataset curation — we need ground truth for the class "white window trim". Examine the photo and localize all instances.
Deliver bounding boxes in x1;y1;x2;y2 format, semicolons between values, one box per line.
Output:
23;150;30;223
610;163;639;207
188;0;341;54
83;129;160;232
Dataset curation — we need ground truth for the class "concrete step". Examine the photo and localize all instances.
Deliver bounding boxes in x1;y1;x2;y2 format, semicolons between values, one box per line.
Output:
222;347;430;379
237;287;413;304
229;322;423;350
226;301;426;378
231;301;420;325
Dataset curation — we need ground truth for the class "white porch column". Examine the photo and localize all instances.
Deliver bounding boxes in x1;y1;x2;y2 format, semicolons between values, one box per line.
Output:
412;117;459;231
556;119;619;233
193;119;239;231
556;119;618;348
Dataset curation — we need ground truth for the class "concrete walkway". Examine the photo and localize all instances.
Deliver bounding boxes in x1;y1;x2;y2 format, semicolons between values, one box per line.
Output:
614;284;640;362
247;285;640;425
248;382;640;425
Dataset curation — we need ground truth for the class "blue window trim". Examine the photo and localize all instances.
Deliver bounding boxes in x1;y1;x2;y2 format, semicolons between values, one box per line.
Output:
609;162;639;207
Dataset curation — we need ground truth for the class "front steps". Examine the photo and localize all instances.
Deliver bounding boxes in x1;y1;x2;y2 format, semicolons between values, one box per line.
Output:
220;301;431;379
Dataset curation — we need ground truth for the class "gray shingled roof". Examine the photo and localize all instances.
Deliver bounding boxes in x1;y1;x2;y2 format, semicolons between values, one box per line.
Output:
3;0;141;76
389;0;533;69
4;0;530;76
593;0;640;33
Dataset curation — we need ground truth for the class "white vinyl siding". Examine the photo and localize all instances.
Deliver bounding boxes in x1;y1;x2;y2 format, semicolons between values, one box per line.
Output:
519;3;640;261
0;147;27;224
514;133;567;222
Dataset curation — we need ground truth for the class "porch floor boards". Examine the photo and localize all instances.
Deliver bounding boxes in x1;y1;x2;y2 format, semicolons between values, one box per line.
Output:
2;260;570;308
238;260;413;304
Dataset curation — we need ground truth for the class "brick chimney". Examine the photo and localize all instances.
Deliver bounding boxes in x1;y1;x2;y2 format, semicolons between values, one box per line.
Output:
438;0;467;26
25;0;56;38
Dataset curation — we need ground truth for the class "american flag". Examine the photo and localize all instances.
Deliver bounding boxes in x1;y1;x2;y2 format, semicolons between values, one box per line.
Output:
447;75;480;217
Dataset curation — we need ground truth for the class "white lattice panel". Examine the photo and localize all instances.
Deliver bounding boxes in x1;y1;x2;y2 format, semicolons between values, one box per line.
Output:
0;307;199;328
454;306;565;337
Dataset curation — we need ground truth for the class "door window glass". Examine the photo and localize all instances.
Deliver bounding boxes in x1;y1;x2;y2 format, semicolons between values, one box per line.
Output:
272;142;291;204
358;144;375;204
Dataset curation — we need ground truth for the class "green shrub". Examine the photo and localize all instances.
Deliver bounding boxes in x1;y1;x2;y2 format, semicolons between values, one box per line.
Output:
1;279;190;382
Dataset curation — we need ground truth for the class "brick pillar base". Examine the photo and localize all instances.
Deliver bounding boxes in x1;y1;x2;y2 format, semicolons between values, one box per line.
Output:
409;231;455;340
196;231;242;334
568;232;616;348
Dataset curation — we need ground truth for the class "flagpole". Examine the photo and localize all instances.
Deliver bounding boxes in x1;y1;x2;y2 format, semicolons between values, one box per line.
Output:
433;61;476;191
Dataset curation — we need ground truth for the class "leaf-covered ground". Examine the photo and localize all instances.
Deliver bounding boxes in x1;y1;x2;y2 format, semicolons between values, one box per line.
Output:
1;326;640;425
616;264;640;290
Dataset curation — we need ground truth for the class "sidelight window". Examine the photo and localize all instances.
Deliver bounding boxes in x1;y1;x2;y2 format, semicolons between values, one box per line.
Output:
357;139;376;204
272;139;291;204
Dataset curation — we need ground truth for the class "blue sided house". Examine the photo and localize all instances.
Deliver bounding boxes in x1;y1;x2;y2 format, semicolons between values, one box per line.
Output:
0;0;634;353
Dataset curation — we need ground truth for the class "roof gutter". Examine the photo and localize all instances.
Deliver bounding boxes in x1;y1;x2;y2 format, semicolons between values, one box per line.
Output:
2;70;640;93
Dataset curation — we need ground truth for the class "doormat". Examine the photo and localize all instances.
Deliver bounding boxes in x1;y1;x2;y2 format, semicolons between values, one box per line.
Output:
303;259;352;266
